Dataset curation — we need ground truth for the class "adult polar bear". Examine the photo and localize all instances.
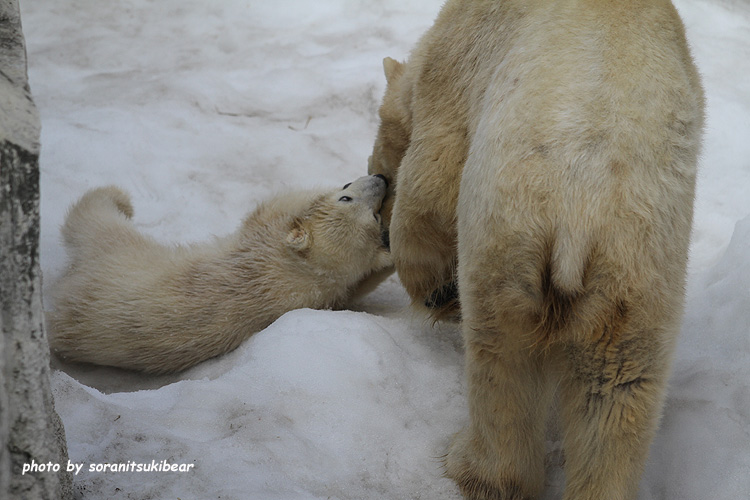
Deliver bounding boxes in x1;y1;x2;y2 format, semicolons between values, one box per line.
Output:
368;1;705;499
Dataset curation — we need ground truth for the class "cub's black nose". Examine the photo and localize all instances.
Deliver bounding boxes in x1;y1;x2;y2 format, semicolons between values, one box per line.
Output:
373;174;389;188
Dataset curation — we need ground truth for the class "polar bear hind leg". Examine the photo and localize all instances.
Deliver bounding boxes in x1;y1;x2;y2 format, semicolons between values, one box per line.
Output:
61;186;136;262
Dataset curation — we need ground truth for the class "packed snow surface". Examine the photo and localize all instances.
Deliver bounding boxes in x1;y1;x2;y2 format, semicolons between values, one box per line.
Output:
19;0;750;498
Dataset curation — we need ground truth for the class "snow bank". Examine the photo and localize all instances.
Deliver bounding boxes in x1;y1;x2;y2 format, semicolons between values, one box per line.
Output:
51;309;467;500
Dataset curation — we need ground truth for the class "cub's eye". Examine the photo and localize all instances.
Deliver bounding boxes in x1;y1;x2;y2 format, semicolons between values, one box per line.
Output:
339;196;353;202
342;182;352;190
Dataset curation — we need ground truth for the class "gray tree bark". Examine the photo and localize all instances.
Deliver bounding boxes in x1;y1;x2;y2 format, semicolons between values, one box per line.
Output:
1;0;73;498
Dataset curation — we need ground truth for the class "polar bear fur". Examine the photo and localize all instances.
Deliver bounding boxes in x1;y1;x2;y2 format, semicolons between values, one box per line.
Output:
49;176;391;374
368;0;705;499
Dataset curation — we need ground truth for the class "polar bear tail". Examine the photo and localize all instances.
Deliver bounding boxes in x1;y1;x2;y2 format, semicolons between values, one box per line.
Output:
549;223;589;297
61;186;134;259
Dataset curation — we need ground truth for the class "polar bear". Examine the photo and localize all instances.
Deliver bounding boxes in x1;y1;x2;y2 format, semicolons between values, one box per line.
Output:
48;175;392;374
368;1;705;499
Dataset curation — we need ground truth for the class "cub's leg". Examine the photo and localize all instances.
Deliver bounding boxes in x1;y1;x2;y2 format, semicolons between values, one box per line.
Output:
388;131;465;318
346;250;395;304
445;322;553;499
61;186;135;262
558;320;675;500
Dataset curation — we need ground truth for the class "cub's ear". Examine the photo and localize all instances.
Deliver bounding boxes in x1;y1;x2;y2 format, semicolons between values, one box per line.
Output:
383;57;404;85
286;222;311;254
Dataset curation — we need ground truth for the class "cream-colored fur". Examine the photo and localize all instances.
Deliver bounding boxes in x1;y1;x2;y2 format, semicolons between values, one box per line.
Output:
49;176;392;374
368;0;705;498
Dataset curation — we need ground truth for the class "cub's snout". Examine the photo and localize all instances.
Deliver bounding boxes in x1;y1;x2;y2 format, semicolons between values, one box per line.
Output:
337;175;388;216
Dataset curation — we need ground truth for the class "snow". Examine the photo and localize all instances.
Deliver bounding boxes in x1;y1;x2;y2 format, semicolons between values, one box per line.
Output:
18;0;750;498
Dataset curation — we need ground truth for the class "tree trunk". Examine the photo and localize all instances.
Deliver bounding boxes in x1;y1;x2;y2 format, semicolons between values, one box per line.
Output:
0;0;73;498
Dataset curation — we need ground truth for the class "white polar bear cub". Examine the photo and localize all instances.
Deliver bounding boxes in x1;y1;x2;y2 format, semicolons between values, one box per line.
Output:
49;175;392;374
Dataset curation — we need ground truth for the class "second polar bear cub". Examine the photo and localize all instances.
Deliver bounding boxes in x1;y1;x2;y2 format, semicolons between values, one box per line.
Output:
49;175;392;374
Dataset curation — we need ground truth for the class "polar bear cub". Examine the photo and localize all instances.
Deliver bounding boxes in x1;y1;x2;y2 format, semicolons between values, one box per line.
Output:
49;175;391;374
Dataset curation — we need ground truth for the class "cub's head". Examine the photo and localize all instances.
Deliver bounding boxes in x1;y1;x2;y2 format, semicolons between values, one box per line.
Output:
368;57;413;232
286;175;392;279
